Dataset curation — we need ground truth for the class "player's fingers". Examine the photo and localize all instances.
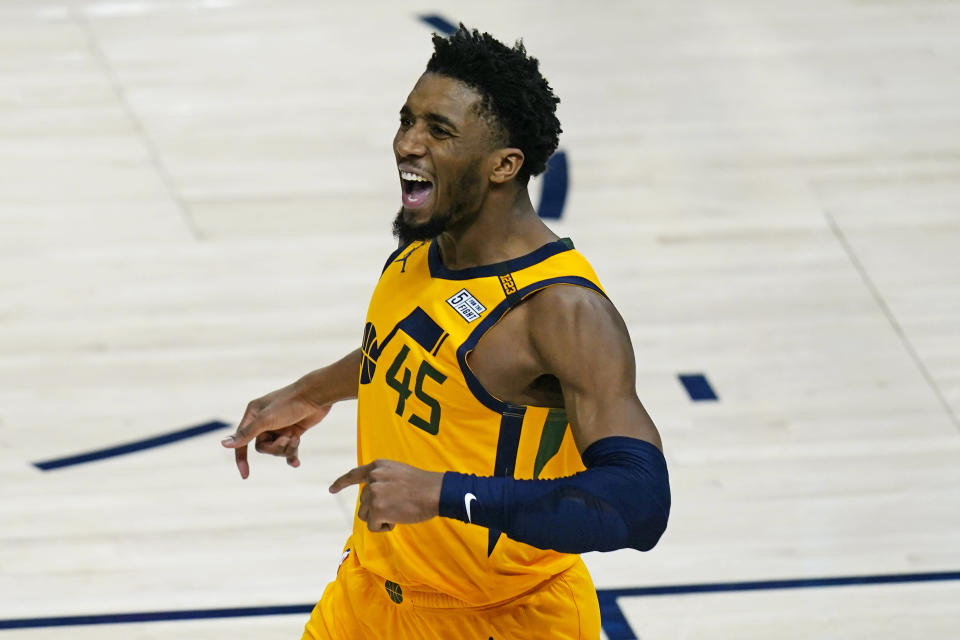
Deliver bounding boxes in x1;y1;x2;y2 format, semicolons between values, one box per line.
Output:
329;463;372;494
223;398;308;448
254;432;279;454
357;487;392;532
357;489;370;522
223;406;292;447
285;435;301;468
278;434;298;455
234;444;250;480
258;434;290;456
368;520;394;533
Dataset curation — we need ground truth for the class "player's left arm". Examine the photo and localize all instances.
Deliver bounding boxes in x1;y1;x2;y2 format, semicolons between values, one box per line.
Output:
329;286;671;552
437;285;670;553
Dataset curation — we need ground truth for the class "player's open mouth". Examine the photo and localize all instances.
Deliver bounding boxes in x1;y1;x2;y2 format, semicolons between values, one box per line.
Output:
400;169;434;209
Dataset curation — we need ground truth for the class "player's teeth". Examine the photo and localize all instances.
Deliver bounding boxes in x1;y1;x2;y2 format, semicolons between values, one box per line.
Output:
400;171;429;182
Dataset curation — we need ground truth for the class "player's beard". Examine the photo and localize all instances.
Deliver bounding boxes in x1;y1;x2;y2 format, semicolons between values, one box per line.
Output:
392;207;452;246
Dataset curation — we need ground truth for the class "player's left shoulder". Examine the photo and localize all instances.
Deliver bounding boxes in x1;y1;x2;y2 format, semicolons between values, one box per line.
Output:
527;281;620;326
524;282;637;392
525;283;629;352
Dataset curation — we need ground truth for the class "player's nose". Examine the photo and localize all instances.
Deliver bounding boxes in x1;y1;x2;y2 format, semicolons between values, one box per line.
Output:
394;125;427;159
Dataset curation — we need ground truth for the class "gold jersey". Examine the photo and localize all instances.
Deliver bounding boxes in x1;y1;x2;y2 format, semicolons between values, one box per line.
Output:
352;237;607;606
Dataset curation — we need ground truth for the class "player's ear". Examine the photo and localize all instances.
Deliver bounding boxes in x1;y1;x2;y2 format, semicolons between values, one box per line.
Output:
489;147;525;184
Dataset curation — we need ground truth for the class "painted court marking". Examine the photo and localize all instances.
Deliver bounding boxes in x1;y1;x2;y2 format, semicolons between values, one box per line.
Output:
419;13;457;35
2;570;957;634
32;420;230;471
678;373;719;402
597;570;960;639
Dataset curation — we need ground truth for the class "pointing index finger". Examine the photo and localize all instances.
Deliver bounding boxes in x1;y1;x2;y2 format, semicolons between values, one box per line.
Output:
329;463;373;494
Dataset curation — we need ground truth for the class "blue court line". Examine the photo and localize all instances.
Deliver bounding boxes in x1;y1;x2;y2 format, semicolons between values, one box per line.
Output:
605;569;960;597
0;605;313;630
416;13;570;221
597;570;960;640
597;591;636;640
1;570;957;631
678;373;718;401
419;13;458;35
32;420;230;471
537;151;568;219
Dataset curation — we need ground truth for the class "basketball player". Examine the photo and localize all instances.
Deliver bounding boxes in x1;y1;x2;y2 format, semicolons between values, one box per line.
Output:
221;26;670;639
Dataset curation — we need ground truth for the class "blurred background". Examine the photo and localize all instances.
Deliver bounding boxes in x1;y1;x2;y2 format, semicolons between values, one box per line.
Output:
1;1;958;638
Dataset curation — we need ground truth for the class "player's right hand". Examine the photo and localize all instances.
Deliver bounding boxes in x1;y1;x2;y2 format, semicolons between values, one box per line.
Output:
221;384;332;479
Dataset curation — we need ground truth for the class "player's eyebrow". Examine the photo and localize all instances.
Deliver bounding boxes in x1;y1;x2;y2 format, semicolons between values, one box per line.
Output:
424;112;459;132
399;105;460;133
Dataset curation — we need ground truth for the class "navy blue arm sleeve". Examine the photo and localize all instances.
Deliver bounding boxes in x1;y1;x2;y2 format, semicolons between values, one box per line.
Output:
438;436;670;554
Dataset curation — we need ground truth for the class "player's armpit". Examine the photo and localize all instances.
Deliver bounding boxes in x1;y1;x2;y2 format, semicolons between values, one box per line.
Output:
439;436;670;553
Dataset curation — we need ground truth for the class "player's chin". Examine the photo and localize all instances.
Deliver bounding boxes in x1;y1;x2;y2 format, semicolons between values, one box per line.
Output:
402;201;435;224
394;201;451;244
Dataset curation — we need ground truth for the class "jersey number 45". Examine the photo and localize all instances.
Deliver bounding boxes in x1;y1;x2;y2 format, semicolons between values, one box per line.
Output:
384;345;447;435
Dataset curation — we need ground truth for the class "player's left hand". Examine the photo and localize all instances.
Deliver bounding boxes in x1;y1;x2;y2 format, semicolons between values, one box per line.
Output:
329;460;443;532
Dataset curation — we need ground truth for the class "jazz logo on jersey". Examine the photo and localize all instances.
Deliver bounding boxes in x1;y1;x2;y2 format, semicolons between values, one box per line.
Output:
446;289;485;322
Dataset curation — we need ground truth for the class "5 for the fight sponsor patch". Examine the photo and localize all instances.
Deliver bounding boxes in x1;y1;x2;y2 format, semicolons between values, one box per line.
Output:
446;289;486;322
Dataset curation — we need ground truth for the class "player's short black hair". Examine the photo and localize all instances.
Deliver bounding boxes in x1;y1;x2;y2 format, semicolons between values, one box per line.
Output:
425;25;561;185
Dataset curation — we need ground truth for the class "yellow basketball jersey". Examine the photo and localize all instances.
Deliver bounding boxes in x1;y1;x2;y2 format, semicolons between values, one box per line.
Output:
352;237;607;606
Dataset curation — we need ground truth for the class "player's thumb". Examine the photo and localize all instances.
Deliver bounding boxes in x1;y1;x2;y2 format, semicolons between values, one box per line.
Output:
221;413;272;448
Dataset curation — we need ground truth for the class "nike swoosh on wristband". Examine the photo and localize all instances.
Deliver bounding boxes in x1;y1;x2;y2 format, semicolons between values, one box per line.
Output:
464;493;478;523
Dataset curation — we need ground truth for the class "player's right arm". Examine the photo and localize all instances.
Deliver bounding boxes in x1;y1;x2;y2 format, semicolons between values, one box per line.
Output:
221;348;362;478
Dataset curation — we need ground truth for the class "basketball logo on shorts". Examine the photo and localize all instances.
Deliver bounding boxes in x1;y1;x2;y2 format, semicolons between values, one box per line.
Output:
384;579;403;604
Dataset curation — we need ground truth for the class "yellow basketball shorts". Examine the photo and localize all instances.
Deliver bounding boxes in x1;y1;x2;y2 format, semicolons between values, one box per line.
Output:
301;543;601;639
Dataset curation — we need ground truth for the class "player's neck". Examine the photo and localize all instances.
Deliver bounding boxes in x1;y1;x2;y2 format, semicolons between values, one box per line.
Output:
435;189;558;270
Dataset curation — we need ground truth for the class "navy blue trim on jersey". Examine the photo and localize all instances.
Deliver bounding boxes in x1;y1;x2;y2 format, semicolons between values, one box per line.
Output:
428;239;574;280
487;405;527;557
487;405;526;556
431;332;449;356
455;276;608;414
398;307;445;353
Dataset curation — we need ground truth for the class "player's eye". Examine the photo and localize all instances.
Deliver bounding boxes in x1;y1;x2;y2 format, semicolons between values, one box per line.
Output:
399;115;413;128
429;125;450;138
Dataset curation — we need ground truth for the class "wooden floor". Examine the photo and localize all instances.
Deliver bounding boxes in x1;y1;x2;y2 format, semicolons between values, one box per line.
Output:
1;0;959;638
